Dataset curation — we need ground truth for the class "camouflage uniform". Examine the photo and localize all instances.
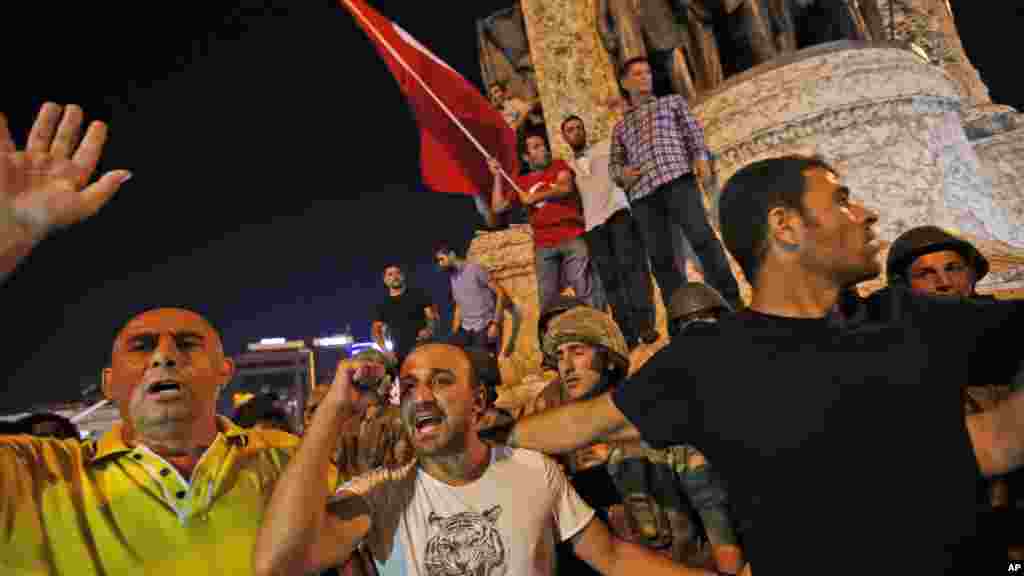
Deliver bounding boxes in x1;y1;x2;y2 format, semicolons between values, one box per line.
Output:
544;306;744;573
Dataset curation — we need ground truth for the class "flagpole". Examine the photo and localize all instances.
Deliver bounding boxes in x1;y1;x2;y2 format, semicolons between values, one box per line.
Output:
342;0;524;196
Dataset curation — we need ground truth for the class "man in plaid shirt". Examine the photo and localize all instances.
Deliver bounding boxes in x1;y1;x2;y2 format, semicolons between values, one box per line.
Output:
610;56;740;309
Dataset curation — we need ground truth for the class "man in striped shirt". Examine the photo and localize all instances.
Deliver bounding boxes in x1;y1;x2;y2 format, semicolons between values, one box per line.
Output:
609;57;740;309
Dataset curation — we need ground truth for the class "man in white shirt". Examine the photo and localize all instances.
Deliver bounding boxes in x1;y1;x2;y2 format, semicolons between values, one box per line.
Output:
562;114;658;348
256;343;716;576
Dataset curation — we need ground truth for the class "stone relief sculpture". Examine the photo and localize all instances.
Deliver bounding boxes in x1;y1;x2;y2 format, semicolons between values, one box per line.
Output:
596;0;700;101
765;0;885;50
477;3;543;124
593;0;883;101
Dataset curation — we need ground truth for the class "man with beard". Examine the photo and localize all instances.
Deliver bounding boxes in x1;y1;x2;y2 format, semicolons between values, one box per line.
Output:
256;343;717;576
562;114;658;348
433;242;511;357
488;128;606;312
0;308;335;575
484;155;1024;574
372;264;439;365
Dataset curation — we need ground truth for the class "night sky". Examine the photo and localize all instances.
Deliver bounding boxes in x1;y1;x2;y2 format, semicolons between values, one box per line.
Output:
2;2;1021;410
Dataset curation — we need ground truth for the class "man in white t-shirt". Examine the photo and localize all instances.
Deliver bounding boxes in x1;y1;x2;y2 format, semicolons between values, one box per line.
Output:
561;114;658;349
255;343;716;576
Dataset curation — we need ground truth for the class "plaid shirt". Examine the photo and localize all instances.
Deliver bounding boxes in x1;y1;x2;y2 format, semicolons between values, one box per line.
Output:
610;94;709;201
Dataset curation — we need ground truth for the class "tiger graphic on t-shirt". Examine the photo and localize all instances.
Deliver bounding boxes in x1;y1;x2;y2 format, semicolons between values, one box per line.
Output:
423;506;507;576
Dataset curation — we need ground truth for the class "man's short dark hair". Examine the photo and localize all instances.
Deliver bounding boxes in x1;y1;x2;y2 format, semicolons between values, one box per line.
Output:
560;115;584;134
519;126;549;157
383;263;403;274
619;56;649;80
719;155;835;285
488;81;506;91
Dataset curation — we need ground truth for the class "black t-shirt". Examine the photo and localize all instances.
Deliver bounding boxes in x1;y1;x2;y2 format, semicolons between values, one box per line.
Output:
613;287;1022;574
374;288;432;359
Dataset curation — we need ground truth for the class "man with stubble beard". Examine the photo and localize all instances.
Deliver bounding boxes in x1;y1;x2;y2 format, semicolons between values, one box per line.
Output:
486;155;1024;574
256;342;718;576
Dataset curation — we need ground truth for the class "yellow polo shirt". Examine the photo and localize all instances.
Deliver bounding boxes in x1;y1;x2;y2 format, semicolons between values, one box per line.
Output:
0;416;337;575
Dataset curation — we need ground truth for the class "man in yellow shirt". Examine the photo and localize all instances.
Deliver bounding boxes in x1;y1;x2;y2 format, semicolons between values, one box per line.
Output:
0;104;336;574
0;306;340;575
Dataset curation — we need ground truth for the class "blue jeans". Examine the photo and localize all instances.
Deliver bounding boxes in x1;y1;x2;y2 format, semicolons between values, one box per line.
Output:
534;235;606;314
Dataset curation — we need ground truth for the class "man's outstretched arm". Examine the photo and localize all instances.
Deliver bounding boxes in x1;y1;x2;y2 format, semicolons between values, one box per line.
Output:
483;391;640;454
1;103;131;283
572;515;717;576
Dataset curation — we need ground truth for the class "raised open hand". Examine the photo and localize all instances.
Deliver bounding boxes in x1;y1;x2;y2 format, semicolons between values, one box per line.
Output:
1;103;131;241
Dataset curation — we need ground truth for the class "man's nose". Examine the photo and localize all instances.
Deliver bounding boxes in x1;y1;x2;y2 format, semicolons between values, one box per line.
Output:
412;380;436;403
934;271;955;290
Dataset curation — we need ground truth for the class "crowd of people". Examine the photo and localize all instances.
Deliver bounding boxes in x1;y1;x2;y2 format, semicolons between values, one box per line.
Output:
1;48;1023;576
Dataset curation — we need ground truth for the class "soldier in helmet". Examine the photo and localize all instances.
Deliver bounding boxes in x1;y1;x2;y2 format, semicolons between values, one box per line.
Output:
544;306;745;574
886;226;1021;547
667;282;734;338
886;225;991;299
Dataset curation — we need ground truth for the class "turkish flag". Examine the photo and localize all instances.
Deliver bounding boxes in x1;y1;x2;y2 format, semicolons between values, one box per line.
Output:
340;0;519;196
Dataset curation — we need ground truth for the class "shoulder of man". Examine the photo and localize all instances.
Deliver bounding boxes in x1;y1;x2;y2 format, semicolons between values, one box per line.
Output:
244;427;302;451
2;434;87;468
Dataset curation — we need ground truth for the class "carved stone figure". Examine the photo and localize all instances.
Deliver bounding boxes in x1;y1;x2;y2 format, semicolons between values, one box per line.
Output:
765;0;883;51
597;0;698;101
477;4;541;106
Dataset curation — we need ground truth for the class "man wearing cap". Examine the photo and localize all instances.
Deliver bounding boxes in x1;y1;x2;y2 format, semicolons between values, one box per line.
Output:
886;225;992;299
544;306;745;575
666;282;734;338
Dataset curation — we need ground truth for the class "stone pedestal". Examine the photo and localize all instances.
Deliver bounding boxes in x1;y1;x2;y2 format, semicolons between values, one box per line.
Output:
694;42;1024;294
467;225;542;389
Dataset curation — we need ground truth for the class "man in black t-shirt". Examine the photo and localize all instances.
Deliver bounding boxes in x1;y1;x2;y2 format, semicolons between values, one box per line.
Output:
372;264;438;364
484;156;1024;574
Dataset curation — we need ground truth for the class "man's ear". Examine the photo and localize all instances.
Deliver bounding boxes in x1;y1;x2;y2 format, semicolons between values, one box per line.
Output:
474;384;489;417
767;206;802;253
218;357;236;396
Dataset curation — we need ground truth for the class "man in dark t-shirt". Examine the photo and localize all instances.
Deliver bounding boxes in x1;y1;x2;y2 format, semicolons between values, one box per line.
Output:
485;156;1024;574
372;264;438;363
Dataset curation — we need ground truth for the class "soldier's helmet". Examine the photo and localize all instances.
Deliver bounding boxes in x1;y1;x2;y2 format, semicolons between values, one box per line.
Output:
538;295;586;368
886;225;989;286
542;306;630;374
538;295;586;338
667;282;733;322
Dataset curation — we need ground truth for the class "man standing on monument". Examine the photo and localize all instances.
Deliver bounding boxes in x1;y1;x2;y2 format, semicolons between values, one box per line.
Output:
610;57;741;309
488;128;606;313
562;114;658;348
